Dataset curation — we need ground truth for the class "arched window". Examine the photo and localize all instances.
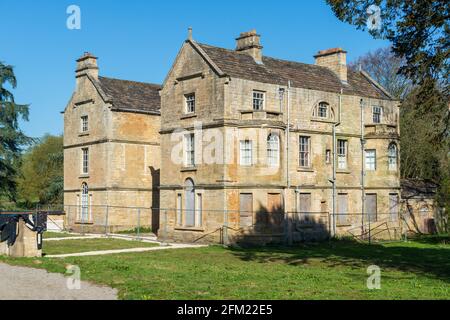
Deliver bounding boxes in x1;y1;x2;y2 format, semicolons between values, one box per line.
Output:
81;183;89;222
388;143;398;171
267;133;280;167
184;179;195;227
312;102;334;120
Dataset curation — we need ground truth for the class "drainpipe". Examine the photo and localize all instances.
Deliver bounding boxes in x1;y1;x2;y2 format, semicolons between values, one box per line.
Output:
330;90;342;238
360;98;366;240
285;81;292;245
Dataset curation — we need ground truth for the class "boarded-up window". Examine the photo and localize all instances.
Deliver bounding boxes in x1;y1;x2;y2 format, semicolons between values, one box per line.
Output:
298;193;311;222
267;193;284;227
268;193;283;212
337;193;348;225
239;193;253;228
389;194;399;222
365;194;377;223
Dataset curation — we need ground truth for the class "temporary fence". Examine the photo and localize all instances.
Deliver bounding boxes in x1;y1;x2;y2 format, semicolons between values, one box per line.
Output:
57;204;430;244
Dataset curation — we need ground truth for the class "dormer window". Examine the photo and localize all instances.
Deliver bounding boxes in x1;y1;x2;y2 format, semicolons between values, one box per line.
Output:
185;93;196;114
253;91;265;110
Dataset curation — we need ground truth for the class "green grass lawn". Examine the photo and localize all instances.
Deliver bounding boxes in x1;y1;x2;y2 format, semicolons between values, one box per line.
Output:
115;227;154;236
0;237;448;300
43;231;84;239
43;238;159;255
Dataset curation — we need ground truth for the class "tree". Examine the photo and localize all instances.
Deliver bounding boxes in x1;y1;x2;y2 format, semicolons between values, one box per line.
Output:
329;1;450;227
349;47;412;99
327;0;450;89
16;135;63;208
0;61;31;204
351;47;450;226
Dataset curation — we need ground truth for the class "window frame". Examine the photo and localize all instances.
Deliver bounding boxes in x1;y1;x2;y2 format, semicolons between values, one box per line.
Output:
240;140;253;166
80;115;89;133
318;102;329;118
185;93;196;114
267;134;280;167
337;139;348;170
176;193;183;226
372;105;383;124
299;136;311;168
388;143;398;171
184;133;195;167
81;148;89;175
252;91;265;111
365;149;377;171
80;183;89;222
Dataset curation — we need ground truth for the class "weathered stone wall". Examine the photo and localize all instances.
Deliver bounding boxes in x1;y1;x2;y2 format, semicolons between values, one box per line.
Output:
402;198;437;234
64;58;160;233
160;40;401;243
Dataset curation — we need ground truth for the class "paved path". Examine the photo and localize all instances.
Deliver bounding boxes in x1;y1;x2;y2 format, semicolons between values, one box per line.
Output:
46;243;207;258
0;263;117;300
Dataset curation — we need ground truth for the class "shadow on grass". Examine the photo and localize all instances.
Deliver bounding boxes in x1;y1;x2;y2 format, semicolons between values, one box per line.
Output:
409;234;449;245
227;238;450;283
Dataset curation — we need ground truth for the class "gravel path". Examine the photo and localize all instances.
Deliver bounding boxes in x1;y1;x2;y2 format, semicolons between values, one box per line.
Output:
0;263;117;300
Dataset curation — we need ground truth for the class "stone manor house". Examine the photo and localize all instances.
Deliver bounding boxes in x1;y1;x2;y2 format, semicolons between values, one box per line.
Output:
63;30;436;243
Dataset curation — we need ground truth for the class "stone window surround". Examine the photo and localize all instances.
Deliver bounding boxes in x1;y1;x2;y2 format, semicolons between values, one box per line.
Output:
252;90;265;111
312;101;335;122
185;92;196;114
267;133;280;167
318;102;328;118
184;133;195;167
80;114;89;133
298;135;311;169
81;147;89;175
372;105;383;124
365;149;377;171
240;139;253;166
76;184;92;224
388;143;398;171
337;139;348;170
175;188;204;230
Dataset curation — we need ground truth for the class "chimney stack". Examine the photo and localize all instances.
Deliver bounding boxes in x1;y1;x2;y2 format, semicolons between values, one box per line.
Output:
314;48;347;84
236;30;263;64
76;52;98;82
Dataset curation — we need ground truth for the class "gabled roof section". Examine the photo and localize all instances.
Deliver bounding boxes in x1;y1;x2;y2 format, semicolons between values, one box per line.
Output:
197;43;393;100
98;76;161;114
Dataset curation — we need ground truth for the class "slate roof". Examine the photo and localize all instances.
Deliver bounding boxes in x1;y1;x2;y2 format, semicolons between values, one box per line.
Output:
197;43;393;100
98;76;161;114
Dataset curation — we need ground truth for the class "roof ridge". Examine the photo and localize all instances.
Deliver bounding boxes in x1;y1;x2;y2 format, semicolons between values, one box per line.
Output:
98;76;161;88
197;42;392;100
198;42;331;71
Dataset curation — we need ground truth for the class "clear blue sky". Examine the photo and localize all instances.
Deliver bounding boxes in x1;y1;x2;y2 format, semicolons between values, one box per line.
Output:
1;0;389;139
